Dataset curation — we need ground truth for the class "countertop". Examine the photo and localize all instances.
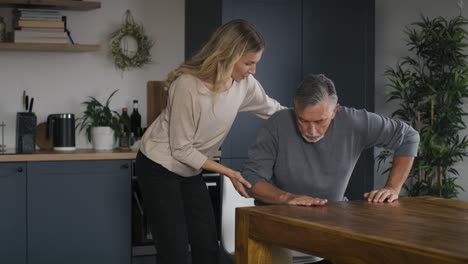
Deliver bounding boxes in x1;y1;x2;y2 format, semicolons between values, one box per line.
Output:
0;149;222;162
0;149;138;162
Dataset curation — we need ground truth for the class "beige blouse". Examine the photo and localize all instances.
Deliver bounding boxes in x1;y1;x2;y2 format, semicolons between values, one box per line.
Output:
140;74;285;176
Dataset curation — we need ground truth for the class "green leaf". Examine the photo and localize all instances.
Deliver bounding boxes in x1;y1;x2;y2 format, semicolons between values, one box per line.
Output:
76;90;123;143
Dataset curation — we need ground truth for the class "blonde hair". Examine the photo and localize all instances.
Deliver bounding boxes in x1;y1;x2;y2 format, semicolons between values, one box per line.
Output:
165;19;265;95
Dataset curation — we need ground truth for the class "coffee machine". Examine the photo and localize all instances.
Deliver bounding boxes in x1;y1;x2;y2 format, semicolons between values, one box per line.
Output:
47;113;76;151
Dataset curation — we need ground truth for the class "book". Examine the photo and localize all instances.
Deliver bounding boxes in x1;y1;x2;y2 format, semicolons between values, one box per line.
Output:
18;27;65;32
15;20;65;28
19;16;63;21
14;37;68;44
16;8;60;14
14;30;67;38
16;11;60;16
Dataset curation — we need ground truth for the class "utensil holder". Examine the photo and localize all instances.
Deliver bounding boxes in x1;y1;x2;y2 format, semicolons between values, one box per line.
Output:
16;112;37;153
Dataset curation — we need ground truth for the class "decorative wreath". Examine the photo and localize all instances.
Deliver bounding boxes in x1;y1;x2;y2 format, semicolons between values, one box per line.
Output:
110;10;154;71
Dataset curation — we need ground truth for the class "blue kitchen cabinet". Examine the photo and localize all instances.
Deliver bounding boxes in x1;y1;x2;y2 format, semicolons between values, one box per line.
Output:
27;160;132;264
221;0;302;159
186;0;302;159
0;162;27;264
302;0;375;199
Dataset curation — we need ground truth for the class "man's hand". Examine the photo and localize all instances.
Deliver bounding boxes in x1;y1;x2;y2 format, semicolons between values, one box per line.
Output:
364;186;399;203
366;156;414;203
227;170;252;198
285;194;328;206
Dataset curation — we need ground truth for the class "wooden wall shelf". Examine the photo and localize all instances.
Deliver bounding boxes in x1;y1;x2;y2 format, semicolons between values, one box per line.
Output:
0;0;101;10
0;42;100;51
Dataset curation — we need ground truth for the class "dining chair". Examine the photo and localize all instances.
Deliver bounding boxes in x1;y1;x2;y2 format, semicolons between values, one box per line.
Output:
220;176;323;263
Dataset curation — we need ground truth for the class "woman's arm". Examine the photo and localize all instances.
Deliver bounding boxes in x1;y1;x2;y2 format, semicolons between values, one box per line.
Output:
238;76;287;119
201;159;252;198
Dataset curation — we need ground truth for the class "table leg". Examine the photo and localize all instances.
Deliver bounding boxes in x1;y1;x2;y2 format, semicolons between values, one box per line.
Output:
235;208;273;264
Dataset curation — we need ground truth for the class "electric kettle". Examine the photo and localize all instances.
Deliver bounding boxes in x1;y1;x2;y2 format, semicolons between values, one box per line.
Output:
47;113;76;151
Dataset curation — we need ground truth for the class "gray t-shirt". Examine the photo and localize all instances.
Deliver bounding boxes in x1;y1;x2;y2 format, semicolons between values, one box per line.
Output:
241;107;420;202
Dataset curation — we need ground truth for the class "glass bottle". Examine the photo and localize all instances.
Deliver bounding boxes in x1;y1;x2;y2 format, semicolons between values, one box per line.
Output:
119;108;131;148
0;17;6;43
119;129;129;148
129;132;136;146
130;100;142;139
121;107;131;134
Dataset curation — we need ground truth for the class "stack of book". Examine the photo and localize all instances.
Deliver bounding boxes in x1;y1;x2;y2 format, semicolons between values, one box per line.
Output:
13;8;68;44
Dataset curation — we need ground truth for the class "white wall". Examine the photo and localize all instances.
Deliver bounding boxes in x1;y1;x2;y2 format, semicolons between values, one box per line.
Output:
375;0;468;201
0;0;184;149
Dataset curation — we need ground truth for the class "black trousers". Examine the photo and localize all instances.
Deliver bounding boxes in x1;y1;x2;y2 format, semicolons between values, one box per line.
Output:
136;151;219;264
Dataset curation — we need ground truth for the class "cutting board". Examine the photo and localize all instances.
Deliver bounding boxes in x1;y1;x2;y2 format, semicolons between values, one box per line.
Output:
36;122;53;150
147;80;167;126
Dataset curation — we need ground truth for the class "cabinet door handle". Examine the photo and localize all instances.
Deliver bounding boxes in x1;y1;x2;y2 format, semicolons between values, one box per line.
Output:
17;167;23;173
121;164;129;169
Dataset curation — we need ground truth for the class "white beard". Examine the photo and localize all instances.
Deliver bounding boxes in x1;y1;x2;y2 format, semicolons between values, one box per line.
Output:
302;134;324;143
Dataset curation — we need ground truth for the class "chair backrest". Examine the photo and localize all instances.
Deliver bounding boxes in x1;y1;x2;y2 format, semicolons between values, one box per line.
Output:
220;175;323;263
220;175;255;257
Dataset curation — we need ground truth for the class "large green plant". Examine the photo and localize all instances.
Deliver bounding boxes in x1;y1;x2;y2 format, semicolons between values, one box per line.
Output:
76;90;122;142
377;15;468;198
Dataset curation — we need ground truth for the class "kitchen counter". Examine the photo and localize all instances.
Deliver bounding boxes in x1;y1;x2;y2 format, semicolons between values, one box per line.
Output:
0;149;222;162
0;149;137;162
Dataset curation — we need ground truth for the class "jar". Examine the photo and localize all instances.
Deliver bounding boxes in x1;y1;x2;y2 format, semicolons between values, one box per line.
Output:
119;131;129;148
0;16;6;42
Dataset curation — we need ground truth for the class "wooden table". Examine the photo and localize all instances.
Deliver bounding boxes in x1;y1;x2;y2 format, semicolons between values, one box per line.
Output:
235;196;468;264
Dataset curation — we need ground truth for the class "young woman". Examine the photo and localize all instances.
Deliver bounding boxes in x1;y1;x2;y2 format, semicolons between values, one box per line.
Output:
136;19;285;264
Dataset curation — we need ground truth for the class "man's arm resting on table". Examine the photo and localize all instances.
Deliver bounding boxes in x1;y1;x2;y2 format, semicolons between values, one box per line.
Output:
364;155;415;203
252;181;327;206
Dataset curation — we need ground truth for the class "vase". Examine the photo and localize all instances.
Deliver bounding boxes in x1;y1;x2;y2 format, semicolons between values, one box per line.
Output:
91;126;114;150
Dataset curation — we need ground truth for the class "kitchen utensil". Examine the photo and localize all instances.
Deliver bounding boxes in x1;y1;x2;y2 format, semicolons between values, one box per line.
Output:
35;122;53;150
29;97;34;113
146;80;167;126
22;91;26;111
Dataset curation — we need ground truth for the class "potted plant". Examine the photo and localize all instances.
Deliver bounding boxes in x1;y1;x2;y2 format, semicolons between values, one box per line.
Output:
377;14;468;198
76;90;121;150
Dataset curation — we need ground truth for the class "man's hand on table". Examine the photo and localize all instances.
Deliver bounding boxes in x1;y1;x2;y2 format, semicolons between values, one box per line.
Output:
284;193;328;206
364;186;399;203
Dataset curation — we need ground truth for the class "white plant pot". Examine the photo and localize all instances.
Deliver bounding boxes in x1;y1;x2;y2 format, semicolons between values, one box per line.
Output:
91;126;115;150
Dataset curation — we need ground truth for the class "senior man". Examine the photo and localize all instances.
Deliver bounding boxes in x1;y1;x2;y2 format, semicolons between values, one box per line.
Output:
242;74;419;206
240;74;420;263
241;74;419;263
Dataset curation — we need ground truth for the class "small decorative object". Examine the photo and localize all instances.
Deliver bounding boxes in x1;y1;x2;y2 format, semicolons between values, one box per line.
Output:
76;90;122;150
110;10;154;72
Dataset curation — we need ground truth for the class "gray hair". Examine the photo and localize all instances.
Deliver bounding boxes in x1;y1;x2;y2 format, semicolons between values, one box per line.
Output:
294;74;338;110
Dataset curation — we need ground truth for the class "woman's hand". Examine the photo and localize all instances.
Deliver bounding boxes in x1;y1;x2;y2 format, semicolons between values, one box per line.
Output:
199;159;252;198
227;170;252;198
